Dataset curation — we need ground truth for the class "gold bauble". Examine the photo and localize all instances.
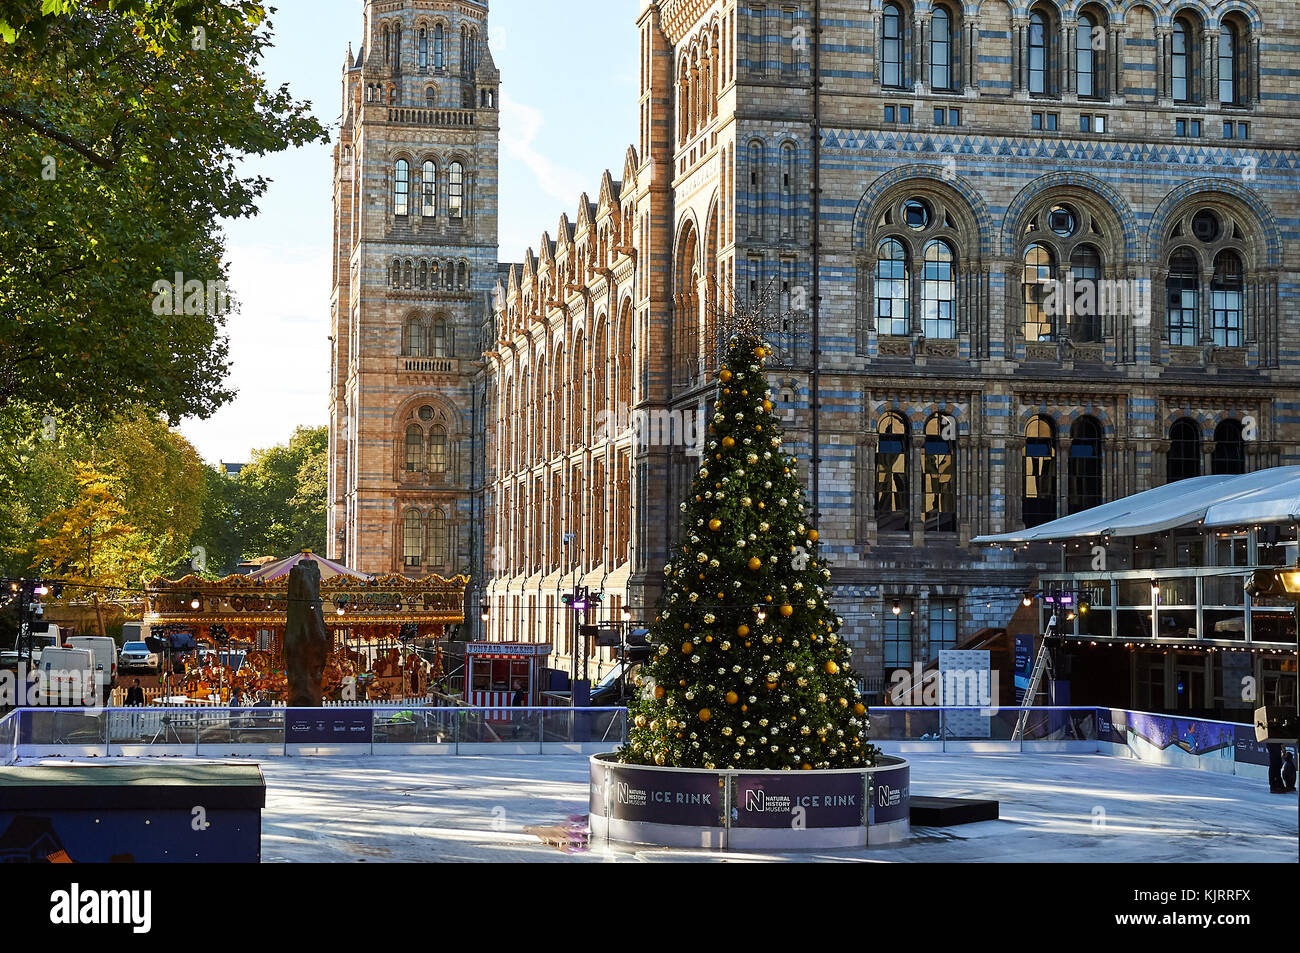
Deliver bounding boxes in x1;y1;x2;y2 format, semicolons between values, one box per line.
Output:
682;642;694;655
708;518;722;531
853;703;867;716
808;529;819;542
747;557;762;571
737;624;750;637
698;708;712;722
653;684;666;700
800;763;812;770
725;691;739;704
825;660;839;675
780;604;794;617
719;369;732;383
762;400;772;412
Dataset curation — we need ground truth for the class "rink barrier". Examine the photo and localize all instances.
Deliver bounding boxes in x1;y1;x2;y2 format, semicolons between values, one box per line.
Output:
0;706;1279;778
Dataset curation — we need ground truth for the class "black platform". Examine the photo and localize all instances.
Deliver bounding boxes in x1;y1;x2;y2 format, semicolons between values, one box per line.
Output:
910;796;999;826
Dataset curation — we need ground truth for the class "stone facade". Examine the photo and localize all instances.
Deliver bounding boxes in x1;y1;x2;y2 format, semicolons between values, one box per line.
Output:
332;0;1300;692
328;0;498;581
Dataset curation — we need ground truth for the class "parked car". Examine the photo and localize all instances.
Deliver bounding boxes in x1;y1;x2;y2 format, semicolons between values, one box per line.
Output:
38;647;97;706
119;640;160;674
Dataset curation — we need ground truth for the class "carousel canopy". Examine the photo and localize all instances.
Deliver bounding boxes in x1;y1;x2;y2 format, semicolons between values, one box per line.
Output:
246;550;370;582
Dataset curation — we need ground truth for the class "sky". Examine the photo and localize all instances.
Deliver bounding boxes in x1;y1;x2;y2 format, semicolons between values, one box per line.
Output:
180;0;640;465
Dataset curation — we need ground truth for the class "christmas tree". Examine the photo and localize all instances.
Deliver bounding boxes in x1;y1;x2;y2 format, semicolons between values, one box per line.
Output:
620;333;878;771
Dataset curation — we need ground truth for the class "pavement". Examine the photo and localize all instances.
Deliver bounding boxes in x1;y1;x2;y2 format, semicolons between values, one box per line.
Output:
13;751;1296;862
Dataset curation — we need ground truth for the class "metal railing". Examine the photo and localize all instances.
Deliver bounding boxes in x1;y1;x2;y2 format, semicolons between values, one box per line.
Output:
0;705;1264;771
0;705;628;757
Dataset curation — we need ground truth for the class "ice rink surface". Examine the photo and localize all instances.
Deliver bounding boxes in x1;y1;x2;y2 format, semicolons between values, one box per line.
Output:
246;751;1296;863
14;751;1295;862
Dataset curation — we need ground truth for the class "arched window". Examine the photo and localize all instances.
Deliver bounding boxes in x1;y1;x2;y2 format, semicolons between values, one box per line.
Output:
1028;11;1049;94
882;4;904;88
418;261;428;290
418;27;429;71
1172;18;1191;102
875;413;910;532
427;509;449;567
1069;245;1102;342
1068;416;1103;513
1212;420;1246;475
421;160;436;217
1168;419;1201;483
1218;21;1240;105
434;24;445;70
1024;415;1057;527
393;159;410;216
922;240;955;339
402;260;412;288
1166;249;1199;346
403;510;424;568
1210;251;1243;348
1022;243;1056;341
875;238;910;336
432;318;449;358
428;426;448;473
406;318;427;357
1076;13;1098;98
383;24;392;65
780;142;795;238
931;7;952;90
448;162;464;219
747;140;763;236
923;415;956;532
405;426;424;472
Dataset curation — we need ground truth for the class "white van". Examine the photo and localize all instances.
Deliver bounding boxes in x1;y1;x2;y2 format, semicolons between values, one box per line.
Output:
67;636;118;693
39;647;97;706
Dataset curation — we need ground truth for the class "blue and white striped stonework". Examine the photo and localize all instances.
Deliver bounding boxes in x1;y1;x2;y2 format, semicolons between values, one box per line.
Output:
330;0;1300;682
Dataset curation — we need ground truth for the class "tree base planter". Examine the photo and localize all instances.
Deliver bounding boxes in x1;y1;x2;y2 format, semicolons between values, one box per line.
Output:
589;753;909;850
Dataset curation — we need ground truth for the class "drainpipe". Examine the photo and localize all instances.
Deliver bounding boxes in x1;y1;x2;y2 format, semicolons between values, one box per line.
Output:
810;0;823;529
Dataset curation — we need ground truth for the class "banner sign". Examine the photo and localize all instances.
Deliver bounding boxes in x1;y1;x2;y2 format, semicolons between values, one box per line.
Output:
1127;712;1235;756
732;773;864;829
602;765;722;827
1232;725;1272;766
1013;633;1035;704
1097;707;1127;744
868;763;910;825
284;710;372;745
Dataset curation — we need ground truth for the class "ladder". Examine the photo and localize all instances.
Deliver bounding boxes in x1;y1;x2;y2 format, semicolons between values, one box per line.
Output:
1012;615;1057;742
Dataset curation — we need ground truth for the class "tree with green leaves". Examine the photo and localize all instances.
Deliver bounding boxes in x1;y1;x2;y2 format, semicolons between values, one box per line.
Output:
188;425;328;575
30;462;152;636
0;404;206;580
0;0;326;422
620;335;877;771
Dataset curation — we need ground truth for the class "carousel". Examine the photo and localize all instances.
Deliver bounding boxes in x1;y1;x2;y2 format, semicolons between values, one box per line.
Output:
143;551;467;705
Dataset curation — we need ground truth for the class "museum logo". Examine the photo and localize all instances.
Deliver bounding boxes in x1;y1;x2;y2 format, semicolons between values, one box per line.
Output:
49;884;151;934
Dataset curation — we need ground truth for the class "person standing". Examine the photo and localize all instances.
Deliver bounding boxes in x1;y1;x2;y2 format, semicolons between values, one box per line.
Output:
511;680;528;739
125;678;145;736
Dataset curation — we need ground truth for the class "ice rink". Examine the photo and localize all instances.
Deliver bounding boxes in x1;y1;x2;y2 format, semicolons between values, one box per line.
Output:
239;751;1295;863
12;750;1294;862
